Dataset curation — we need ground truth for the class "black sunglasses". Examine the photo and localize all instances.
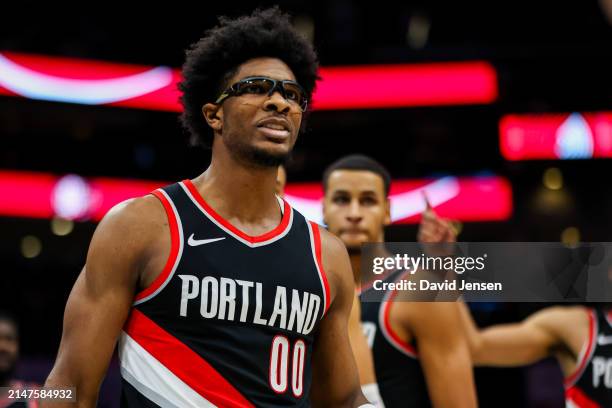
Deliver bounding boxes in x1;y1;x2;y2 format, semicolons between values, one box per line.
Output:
215;76;308;112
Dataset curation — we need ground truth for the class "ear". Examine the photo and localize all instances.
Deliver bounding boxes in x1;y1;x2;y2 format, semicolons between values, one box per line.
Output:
322;199;329;226
383;197;392;226
202;103;223;132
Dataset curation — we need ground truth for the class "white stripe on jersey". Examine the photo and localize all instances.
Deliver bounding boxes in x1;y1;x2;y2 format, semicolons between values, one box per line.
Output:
118;331;216;407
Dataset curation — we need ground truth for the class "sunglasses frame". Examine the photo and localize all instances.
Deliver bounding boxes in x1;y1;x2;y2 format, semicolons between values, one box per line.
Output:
215;76;308;112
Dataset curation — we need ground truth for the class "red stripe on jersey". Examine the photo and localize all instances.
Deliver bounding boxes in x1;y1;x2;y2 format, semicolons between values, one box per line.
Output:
134;190;180;301
183;179;291;243
383;291;418;357
124;309;255;407
566;386;601;408
565;309;596;387
309;222;331;314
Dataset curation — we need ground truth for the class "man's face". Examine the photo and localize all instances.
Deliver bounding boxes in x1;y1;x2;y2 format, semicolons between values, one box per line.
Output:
323;170;391;251
212;57;303;167
0;320;18;376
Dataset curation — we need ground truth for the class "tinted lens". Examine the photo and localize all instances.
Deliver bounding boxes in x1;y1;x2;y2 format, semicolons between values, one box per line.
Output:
236;78;274;95
281;82;306;107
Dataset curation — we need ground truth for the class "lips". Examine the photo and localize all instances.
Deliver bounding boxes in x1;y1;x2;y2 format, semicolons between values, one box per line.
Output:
257;117;291;140
341;229;368;235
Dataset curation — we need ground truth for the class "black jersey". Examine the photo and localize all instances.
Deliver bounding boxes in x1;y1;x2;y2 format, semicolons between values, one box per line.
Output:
118;180;330;407
361;271;431;408
565;307;612;408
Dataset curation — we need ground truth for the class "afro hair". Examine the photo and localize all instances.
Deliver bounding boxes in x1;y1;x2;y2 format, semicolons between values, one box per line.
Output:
179;7;319;148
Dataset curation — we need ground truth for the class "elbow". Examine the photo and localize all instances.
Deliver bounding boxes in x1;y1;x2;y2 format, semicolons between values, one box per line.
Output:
466;335;485;364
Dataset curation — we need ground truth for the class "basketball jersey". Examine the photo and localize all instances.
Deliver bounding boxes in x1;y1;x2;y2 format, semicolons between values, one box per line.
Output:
360;271;431;408
565;307;612;408
118;180;330;407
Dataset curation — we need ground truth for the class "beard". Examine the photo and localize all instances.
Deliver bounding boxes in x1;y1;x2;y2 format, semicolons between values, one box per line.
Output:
223;132;291;168
246;146;290;167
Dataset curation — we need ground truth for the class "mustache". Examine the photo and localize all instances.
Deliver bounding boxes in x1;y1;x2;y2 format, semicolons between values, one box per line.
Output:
238;102;303;115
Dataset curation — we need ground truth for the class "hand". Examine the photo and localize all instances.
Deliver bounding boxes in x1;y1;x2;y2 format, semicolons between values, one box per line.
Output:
417;193;457;244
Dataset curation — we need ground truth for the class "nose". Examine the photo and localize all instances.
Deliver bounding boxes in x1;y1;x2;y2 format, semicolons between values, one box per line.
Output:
263;90;291;114
346;199;363;223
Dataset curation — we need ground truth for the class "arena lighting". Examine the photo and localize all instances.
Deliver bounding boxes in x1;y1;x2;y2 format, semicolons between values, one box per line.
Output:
0;52;498;111
0;170;512;223
500;112;612;161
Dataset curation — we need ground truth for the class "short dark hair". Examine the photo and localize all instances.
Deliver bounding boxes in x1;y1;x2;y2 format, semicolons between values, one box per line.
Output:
323;154;392;196
179;7;319;148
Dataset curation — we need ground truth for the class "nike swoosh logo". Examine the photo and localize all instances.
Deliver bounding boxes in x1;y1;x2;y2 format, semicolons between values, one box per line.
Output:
187;234;226;247
597;335;612;346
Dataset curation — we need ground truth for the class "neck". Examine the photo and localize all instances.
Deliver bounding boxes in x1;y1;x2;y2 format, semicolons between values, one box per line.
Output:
349;252;362;284
192;141;280;223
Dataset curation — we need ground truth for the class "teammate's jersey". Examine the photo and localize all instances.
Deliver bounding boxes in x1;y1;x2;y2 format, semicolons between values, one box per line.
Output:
360;271;431;408
565;307;612;408
118;180;330;408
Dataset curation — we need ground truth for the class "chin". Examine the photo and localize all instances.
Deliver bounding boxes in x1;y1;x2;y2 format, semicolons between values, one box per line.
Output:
342;238;367;251
240;145;290;168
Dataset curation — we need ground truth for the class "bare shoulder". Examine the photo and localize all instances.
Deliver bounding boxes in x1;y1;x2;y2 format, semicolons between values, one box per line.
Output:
528;305;591;343
317;226;349;260
528;305;590;329
395;300;460;329
87;194;167;279
96;194;166;236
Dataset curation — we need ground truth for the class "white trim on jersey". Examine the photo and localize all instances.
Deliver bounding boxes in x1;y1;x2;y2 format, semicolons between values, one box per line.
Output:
133;189;185;306
377;288;418;359
306;221;328;316
565;399;579;408
179;181;294;248
118;332;216;408
565;309;599;389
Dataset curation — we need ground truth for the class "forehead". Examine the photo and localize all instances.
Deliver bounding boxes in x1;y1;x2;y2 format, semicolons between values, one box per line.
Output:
326;170;386;196
231;57;296;82
0;320;17;337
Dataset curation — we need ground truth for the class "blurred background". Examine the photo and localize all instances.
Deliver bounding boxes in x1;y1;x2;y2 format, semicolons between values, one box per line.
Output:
0;1;611;406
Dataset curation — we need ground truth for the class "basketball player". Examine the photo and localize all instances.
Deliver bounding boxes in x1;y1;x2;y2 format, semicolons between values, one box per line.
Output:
275;163;380;404
0;312;38;408
417;207;612;407
43;8;370;407
459;300;612;407
322;155;477;407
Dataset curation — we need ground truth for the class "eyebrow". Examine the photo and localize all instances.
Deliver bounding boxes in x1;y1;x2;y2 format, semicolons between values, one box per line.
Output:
331;189;379;196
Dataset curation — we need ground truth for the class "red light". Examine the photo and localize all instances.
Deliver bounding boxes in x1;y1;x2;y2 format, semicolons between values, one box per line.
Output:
500;112;612;161
0;52;497;111
0;171;511;223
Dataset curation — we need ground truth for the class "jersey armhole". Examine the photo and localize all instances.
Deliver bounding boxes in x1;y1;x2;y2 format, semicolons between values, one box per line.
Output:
308;221;331;315
133;189;183;304
378;291;419;358
564;308;597;388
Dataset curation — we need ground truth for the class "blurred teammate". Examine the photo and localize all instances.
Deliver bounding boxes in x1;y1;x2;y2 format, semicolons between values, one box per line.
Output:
277;163;380;405
322;155;477;408
460;302;612;407
0;312;38;408
44;8;369;407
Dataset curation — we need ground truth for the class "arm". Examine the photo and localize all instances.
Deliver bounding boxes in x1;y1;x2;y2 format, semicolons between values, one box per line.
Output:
458;303;567;367
348;295;377;386
397;302;477;408
310;227;370;407
42;196;165;407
